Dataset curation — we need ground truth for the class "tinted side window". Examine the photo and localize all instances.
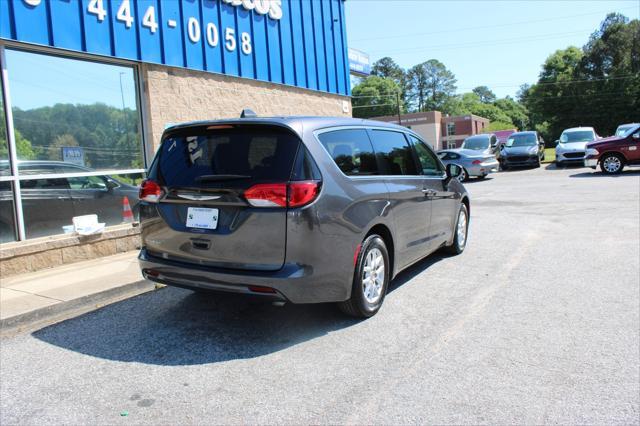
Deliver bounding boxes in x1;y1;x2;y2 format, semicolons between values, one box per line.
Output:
317;129;378;176
67;175;107;190
410;136;443;176
369;130;418;176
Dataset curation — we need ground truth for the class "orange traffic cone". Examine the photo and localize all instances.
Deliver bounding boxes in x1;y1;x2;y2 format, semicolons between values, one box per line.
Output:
122;196;134;223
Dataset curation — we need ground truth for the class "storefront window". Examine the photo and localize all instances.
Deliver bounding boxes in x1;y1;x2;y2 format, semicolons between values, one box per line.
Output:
1;82;17;243
1;48;145;240
6;49;142;170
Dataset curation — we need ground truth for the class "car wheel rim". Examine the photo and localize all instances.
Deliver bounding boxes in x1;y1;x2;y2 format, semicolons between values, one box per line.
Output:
457;169;466;182
362;248;384;304
603;156;621;173
457;209;468;248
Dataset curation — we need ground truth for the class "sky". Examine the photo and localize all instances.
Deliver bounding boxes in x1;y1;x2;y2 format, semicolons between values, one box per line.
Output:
3;0;638;110
5;49;138;111
345;0;640;98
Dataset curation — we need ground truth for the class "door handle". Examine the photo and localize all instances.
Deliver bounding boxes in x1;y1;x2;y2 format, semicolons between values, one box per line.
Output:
421;189;437;196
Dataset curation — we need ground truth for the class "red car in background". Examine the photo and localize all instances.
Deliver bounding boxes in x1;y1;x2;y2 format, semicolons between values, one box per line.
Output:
584;124;640;174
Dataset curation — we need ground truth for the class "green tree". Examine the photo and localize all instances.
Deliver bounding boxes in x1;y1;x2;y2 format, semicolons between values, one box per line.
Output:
0;129;36;160
522;13;640;140
472;86;497;103
352;76;402;119
371;57;409;109
407;59;457;112
494;97;529;130
485;121;517;132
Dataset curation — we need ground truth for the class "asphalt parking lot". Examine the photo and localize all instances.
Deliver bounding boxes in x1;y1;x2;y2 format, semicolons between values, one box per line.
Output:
1;165;639;424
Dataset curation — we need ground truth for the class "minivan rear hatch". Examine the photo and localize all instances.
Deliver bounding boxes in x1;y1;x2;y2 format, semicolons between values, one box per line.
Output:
144;124;314;271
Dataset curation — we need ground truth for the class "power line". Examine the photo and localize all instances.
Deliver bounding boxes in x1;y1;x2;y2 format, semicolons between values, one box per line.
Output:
350;75;639;98
369;29;596;55
350;6;638;43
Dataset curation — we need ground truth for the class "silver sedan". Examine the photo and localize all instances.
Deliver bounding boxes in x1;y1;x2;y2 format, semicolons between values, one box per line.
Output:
437;149;499;182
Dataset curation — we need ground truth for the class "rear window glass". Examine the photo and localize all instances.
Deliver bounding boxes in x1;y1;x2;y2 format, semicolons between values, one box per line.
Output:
155;126;300;187
318;129;378;176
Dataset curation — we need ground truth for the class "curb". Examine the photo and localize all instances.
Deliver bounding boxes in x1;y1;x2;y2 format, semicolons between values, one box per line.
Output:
0;280;159;336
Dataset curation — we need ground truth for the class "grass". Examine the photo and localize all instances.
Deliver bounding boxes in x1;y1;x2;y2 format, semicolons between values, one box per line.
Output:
542;148;555;164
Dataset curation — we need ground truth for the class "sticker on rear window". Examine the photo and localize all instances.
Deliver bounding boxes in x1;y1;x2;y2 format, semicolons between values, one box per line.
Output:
187;136;203;164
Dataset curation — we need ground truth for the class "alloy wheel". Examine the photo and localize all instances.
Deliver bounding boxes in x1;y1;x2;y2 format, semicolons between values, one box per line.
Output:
362;248;385;304
456;208;468;248
603;156;622;173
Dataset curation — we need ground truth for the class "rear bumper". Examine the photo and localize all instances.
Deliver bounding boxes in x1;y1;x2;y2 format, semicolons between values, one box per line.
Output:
138;248;347;304
467;160;499;176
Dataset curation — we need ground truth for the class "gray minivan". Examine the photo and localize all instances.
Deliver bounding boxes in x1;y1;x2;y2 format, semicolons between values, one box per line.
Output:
138;115;470;317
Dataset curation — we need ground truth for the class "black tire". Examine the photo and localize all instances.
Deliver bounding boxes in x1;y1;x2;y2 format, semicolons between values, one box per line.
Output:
600;153;625;174
338;235;390;318
444;203;469;255
501;163;509;171
477;174;486;180
534;159;541;168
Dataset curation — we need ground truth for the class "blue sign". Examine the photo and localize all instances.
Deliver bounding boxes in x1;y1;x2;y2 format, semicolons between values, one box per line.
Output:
62;146;85;166
348;48;370;76
0;0;350;96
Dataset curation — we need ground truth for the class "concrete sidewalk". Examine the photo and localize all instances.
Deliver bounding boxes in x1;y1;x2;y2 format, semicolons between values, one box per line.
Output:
0;251;155;333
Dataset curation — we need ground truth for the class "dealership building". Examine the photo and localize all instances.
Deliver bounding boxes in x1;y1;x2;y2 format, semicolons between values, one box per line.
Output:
0;0;351;275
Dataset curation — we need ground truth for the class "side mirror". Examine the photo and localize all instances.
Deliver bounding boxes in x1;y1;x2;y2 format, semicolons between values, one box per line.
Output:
105;179;119;190
446;163;462;179
632;133;639;140
554;140;560;144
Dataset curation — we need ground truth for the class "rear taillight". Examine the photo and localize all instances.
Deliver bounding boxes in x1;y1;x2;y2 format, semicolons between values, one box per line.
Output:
139;179;163;203
288;182;320;207
472;160;482;165
245;181;320;208
244;183;288;207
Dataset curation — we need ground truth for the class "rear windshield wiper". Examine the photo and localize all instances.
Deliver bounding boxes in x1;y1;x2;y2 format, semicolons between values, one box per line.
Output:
195;174;252;182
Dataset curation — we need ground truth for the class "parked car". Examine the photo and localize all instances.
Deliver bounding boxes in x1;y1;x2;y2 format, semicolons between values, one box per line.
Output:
494;129;517;150
0;161;140;241
499;131;545;169
437;149;499;182
460;134;499;156
138;114;471;318
584;124;640;174
615;123;640;137
555;127;598;167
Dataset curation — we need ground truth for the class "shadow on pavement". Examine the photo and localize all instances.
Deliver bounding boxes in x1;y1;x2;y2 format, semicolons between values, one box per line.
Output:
569;169;640;178
33;254;442;366
462;176;493;184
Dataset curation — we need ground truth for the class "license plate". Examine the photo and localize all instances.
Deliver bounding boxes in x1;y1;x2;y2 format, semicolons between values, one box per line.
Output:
186;207;219;230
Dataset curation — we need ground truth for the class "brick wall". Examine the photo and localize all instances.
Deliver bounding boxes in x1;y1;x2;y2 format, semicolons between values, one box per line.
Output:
140;63;352;150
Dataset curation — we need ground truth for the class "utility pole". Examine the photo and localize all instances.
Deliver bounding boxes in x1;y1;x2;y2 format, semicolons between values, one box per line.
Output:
396;92;402;126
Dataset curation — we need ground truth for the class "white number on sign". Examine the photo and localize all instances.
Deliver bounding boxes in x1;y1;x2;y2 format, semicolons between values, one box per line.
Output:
87;0;107;22
206;23;219;47
187;17;201;43
225;28;236;51
116;0;134;28
142;6;158;33
241;32;252;55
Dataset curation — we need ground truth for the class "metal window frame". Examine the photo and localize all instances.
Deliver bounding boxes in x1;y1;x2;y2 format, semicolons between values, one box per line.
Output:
0;42;148;242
